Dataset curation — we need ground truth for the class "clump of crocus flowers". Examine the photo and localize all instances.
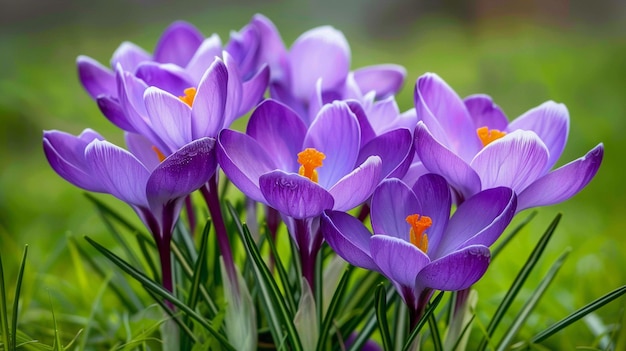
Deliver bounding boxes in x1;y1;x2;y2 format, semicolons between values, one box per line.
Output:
43;13;604;350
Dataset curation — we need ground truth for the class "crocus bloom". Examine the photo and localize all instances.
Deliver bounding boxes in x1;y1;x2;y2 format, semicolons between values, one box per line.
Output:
249;14;406;125
321;175;516;318
413;73;603;211
43;129;216;293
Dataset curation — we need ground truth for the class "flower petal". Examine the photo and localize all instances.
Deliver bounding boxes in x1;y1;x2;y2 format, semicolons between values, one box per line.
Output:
416;245;490;291
125;132;160;172
96;96;137;133
371;178;418;241
259;170;334;219
247;99;307;172
329;155;382;211
85;140;150;207
110;41;151;72
321;210;378;271
77;55;116;99
239;64;270;116
414;73;482;161
153;21;204;67
217;129;276;203
358;128;413;179
191;58;228;138
304;101;360;188
353;64;406;99
250;14;288;82
471;130;549;193
135;62;193;95
464;94;508;131
517;144;603;211
288;26;350;101
147;138;216;210
346;100;376;146
436;187;516;257
43;129;107;192
222;51;244;126
415;122;481;201
186;34;223;84
508;101;569;171
370;235;430;288
411;174;452;255
144;87;192;151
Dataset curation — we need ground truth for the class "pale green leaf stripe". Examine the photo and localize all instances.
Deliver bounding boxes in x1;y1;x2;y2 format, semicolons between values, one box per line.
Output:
477;213;562;351
84;236;235;351
496;248;570;351
531;285;626;345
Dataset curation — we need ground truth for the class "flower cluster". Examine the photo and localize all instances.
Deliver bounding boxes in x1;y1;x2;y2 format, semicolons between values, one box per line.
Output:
43;14;604;349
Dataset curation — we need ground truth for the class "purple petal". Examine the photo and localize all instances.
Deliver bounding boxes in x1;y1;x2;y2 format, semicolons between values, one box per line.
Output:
370;235;430;288
250;14;288;82
401;161;429;189
417;245;490;291
239;64;270;116
436;187;516;257
362;96;404;136
304;101;360;188
259;170;334;219
321;210;378;271
146;138;216;210
135;62;193;95
125;132;160;172
185;34;223;84
191;58;228;139
246;99;307;172
358;128;413;179
222;51;244;126
43;129;106;192
85;140;150;207
217;129;276;203
143;87;192;151
346;100;376;146
411;174;452;255
96;96;137;133
414;73;482;162
288;26;350;101
370;179;418;241
471;130;549;193
464;94;508;131
77;55;115;99
328;155;382;211
153;21;204;67
508;101;569;171
517;144;603;211
415;122;481;201
110;41;151;72
353;64;406;99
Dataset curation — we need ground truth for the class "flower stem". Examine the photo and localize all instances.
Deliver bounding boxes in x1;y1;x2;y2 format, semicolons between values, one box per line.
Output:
200;174;239;295
294;218;316;291
184;194;197;235
157;238;174;309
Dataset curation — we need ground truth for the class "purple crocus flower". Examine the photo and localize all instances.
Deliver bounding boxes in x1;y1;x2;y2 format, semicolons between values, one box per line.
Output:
322;175;516;323
217;99;384;286
248;14;406;125
413;73;603;211
43;129;216;293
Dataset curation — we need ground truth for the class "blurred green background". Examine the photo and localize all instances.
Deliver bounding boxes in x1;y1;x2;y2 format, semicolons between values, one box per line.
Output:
1;0;625;348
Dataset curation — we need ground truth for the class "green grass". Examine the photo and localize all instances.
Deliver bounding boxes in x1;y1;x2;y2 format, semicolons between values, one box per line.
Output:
0;5;624;349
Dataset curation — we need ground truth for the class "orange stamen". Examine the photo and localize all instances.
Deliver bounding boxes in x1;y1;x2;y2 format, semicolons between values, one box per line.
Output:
179;87;197;107
477;126;507;147
297;148;325;183
151;146;167;163
406;214;432;253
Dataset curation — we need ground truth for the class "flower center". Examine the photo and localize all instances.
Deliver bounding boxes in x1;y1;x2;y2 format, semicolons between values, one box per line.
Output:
405;214;432;253
477;126;507;147
297;148;325;183
179;87;197;107
151;146;167;162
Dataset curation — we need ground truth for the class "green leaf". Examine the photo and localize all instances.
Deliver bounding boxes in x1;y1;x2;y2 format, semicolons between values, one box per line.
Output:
84;236;235;351
187;219;211;311
496;248;570;351
428;310;443;351
477;213;562;351
263;223;298;314
316;265;353;351
0;251;11;350
402;291;445;351
375;284;394;351
530;285;626;345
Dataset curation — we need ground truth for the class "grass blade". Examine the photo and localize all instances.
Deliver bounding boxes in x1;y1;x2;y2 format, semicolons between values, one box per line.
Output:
477;213;562;351
496;248;570;351
84;236;234;351
402;291;445;351
531;285;626;345
263;224;297;314
0;252;11;350
11;245;28;351
316;265;353;351
375;284;394;351
428;311;443;351
186;219;211;310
